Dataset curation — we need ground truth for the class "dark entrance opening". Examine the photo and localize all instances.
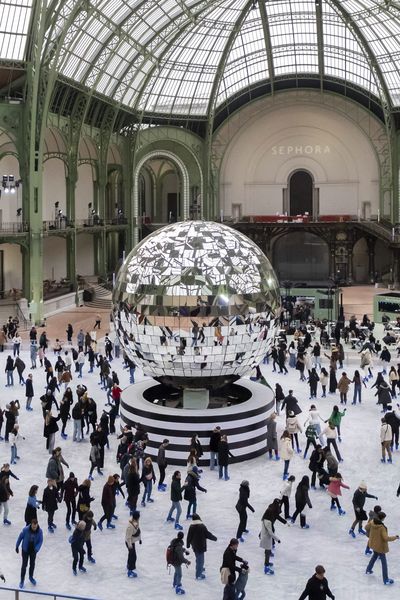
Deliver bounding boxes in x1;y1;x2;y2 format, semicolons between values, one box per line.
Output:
289;170;313;216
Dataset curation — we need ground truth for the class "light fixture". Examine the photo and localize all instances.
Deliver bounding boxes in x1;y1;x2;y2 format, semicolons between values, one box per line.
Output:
55;201;59;208
16;208;22;217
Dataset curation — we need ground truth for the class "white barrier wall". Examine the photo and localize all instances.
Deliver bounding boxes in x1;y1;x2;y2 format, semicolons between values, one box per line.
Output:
219;102;380;217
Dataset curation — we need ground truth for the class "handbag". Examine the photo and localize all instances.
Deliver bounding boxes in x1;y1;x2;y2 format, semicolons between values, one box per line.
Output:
220;567;230;585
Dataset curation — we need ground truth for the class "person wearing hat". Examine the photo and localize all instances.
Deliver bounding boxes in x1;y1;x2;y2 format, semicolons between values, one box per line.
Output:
349;482;378;538
235;481;255;542
125;510;141;578
70;520;86;575
183;467;207;519
365;511;399;584
61;472;78;530
186;513;217;580
97;476;116;530
298;564;335;599
169;530;191;595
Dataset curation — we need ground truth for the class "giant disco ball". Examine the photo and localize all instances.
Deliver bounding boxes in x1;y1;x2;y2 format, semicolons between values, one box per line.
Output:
112;221;280;389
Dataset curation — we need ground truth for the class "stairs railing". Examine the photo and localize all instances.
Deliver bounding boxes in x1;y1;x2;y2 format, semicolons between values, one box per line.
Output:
0;586;99;600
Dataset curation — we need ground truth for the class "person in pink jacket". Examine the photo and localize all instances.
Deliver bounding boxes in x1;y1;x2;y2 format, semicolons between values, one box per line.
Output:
327;473;349;516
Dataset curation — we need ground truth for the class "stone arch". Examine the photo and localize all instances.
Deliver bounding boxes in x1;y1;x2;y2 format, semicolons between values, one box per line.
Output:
352;238;369;283
133;150;190;239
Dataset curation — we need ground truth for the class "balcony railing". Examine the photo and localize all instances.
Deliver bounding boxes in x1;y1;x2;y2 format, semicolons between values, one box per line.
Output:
0;585;99;600
0;221;28;233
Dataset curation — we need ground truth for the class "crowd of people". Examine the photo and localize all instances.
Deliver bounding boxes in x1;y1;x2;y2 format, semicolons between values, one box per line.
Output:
0;312;399;599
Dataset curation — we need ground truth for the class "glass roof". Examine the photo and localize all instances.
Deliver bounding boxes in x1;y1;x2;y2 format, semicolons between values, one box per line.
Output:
0;0;33;61
3;0;400;115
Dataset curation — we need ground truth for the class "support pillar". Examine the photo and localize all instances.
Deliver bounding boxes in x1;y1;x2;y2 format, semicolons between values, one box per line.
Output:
393;248;399;289
329;243;335;279
367;238;376;283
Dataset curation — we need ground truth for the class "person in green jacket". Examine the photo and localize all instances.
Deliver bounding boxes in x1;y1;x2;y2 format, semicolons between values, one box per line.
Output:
304;424;318;459
328;406;346;442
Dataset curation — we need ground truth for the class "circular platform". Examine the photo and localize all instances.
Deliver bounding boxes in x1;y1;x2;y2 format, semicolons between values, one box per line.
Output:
120;379;275;465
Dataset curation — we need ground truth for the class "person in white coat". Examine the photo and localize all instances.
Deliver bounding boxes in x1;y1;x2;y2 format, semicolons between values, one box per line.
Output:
380;418;393;463
304;405;326;445
279;430;294;480
286;411;302;453
280;475;296;519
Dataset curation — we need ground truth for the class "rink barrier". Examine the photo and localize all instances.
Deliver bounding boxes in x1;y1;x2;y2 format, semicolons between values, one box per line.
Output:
0;587;99;600
120;378;275;465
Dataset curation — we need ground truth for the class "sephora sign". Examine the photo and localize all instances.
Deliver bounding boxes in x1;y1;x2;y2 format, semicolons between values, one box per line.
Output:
271;145;331;156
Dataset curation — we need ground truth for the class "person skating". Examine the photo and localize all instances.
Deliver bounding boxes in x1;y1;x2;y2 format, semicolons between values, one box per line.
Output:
125;510;141;577
184;466;207;519
25;374;34;411
221;538;245;581
323;421;342;462
218;434;234;480
209;426;221;470
140;457;156;506
15;519;43;589
298;564;335;600
77;479;94;520
97;476;116;530
281;390;301;416
62;472;78;530
83;510;97;564
24;485;41;525
384;404;400;449
291;475;312;529
349;481;378;538
280;475;296;519
235;481;255;542
167;471;186;530
260;506;281;575
41;479;59;532
286;411;303;453
235;562;249;600
169;530;191;595
320;368;329;398
380;417;393;463
70;520;87;575
186;513;217;580
223;573;237;600
365;511;399;585
364;505;382;555
266;413;279;460
279;430;294;480
327;473;349;515
126;459;140;514
157;439;169;491
303;423;318;459
327;406;346;443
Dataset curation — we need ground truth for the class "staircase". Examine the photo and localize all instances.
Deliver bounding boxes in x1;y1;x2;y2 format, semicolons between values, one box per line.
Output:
84;283;113;310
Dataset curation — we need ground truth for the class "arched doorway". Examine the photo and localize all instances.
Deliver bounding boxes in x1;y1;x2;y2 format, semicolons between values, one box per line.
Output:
289;170;313;216
272;232;329;282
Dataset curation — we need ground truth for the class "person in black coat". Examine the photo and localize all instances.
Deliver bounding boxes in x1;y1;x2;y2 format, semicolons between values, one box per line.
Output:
62;472;79;530
349;482;378;537
186;513;217;579
298;564;335;600
190;434;203;460
41;479;59;532
218;435;234;481
281;391;301;416
126;460;141;513
235;480;255;541
385;406;400;449
291;476;312;529
209;426;221;470
4;403;17;441
223;573;237;600
308;446;324;489
70;521;86;574
221;538;245;581
184;467;207;519
77;480;94;520
25;375;34;411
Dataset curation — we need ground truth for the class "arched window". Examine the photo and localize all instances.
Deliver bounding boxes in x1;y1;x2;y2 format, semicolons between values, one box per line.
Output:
289;170;313;216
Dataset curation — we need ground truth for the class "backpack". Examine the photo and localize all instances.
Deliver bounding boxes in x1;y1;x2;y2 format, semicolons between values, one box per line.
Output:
166;542;177;566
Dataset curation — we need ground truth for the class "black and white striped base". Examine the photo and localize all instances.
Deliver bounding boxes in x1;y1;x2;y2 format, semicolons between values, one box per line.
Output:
120;379;275;466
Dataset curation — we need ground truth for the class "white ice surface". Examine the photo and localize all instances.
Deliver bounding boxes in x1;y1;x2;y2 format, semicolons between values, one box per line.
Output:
0;329;399;600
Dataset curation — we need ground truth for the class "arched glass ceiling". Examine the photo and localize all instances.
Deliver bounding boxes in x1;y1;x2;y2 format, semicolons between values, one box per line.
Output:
3;1;400;115
0;0;33;60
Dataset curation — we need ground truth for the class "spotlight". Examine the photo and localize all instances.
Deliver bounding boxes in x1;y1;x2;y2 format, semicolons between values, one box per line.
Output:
55;201;59;208
16;208;22;217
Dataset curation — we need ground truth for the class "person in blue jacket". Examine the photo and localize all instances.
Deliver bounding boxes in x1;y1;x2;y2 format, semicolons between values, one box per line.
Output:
15;519;43;589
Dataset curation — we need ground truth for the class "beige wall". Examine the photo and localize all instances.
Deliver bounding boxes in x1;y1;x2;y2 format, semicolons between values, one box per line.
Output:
0;243;22;291
220;102;379;217
43;237;66;281
43;158;66;221
76;233;94;277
